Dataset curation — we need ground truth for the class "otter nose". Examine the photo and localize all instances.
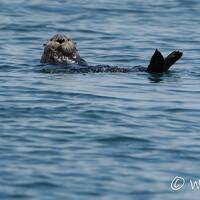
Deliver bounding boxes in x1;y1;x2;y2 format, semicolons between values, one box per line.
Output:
57;39;65;44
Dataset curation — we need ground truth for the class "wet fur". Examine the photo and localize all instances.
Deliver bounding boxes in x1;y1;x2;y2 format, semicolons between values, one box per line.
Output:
41;34;183;73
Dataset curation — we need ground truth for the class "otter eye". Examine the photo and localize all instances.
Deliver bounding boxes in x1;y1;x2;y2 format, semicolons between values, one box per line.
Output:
57;39;65;44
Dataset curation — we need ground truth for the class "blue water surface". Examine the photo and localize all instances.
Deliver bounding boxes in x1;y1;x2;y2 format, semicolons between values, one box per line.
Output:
0;0;200;199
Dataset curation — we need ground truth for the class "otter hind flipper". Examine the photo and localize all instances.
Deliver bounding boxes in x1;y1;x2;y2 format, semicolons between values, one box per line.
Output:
147;49;183;73
163;51;183;71
147;49;165;73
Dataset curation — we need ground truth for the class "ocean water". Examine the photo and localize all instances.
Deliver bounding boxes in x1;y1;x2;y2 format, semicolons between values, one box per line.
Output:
0;0;200;199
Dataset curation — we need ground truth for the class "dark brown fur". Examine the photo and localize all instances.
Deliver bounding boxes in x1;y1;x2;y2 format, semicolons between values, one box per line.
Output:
41;34;183;73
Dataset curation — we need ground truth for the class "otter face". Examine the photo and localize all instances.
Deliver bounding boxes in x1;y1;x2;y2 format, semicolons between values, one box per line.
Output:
40;34;82;65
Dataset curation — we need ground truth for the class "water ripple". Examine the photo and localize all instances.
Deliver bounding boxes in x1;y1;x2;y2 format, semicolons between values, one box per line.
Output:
0;0;200;199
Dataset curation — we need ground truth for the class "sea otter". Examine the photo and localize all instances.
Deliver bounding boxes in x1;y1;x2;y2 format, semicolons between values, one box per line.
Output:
40;34;183;73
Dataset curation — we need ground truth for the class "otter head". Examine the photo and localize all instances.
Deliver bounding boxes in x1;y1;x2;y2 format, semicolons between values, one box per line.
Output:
40;34;87;65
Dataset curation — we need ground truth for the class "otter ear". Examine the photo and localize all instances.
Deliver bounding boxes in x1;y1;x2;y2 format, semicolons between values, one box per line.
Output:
147;49;165;73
